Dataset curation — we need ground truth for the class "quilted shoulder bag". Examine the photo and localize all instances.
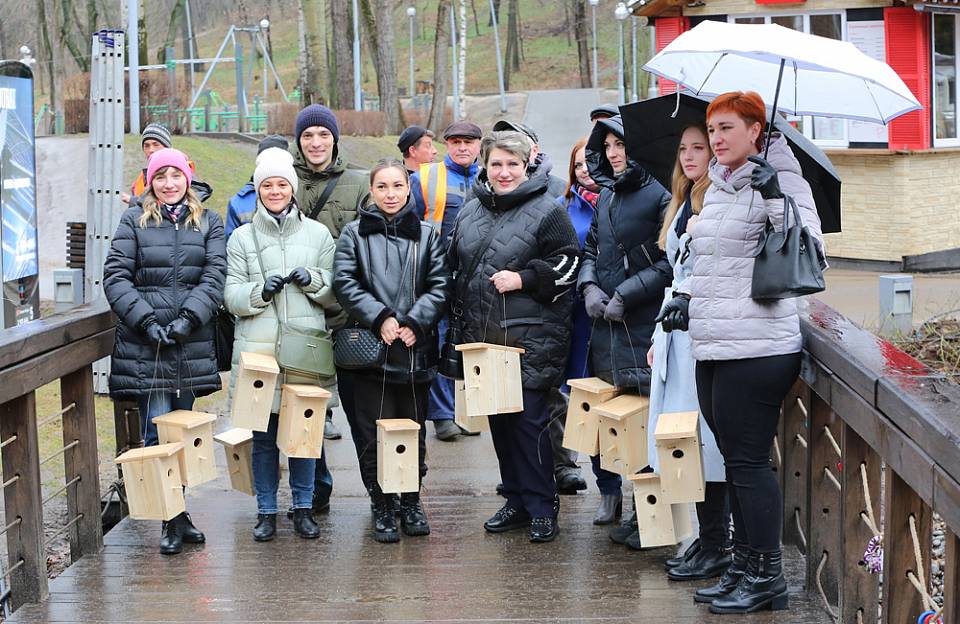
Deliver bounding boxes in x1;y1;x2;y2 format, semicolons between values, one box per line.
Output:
751;194;826;301
251;225;336;378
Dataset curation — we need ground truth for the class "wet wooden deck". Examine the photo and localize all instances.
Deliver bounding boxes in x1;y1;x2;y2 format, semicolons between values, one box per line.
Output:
10;413;832;623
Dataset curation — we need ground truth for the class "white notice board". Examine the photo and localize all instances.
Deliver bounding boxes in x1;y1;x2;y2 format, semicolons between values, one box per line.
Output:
847;21;889;144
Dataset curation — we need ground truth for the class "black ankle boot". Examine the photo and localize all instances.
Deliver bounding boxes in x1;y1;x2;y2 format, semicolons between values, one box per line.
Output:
668;543;731;581
399;493;430;536
371;489;400;543
609;511;638;544
293;509;320;539
694;544;748;603
160;519;183;555
665;538;701;570
253;513;277;541
708;550;788;614
175;512;205;544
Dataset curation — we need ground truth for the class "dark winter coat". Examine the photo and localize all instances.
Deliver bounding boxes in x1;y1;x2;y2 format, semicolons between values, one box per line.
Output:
334;200;451;384
579;115;672;392
449;172;580;391
528;153;568;199
103;205;227;398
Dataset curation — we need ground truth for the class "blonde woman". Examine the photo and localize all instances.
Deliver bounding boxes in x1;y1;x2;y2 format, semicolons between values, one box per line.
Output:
103;148;226;556
648;122;728;581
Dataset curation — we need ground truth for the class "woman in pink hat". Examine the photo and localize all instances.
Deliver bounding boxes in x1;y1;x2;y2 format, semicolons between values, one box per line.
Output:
103;147;227;556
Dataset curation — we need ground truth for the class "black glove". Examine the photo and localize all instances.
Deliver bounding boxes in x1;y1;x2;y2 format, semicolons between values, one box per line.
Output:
603;292;626;323
286;267;311;287
583;284;609;320
165;316;194;344
747;155;783;200
261;275;287;302
654;294;690;333
144;321;174;347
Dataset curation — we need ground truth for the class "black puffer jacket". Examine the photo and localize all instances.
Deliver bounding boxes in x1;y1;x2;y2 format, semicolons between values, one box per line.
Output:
103;206;226;398
579;115;672;392
450;172;580;391
334;200;451;384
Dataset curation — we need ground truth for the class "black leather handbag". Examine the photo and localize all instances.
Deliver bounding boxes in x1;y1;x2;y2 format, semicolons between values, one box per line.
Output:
751;194;825;301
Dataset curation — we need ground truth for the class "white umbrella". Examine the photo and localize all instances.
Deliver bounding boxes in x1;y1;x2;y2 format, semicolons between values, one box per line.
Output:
642;20;920;129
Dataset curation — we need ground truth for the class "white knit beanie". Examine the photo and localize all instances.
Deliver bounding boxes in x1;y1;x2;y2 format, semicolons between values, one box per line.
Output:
254;147;299;195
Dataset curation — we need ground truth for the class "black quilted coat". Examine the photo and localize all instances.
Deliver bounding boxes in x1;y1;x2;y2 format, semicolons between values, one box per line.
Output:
103;206;227;398
449;172;580;391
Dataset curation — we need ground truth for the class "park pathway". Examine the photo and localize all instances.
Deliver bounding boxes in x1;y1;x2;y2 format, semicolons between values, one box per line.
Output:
522;88;610;166
8;412;831;623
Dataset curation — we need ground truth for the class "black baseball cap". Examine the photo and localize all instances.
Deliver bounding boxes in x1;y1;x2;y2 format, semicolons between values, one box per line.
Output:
590;104;620;121
397;125;432;155
492;120;539;144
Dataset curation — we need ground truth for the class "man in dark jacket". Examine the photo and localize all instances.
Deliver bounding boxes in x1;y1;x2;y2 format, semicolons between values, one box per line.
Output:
398;125;438;175
579;114;672;548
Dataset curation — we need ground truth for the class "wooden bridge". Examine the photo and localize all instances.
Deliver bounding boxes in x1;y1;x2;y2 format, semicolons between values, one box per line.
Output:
0;298;956;622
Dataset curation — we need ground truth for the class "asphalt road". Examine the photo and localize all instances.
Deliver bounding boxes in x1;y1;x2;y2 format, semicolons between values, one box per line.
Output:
522;88;614;171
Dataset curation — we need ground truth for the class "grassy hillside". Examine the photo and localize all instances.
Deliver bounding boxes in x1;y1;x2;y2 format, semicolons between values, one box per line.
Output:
165;0;647;109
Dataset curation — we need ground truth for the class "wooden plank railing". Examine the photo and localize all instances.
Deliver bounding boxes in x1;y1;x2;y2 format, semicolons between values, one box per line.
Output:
0;302;114;611
785;297;960;623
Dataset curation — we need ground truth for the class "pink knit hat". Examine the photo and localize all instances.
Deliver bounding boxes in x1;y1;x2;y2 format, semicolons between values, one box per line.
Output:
146;148;193;188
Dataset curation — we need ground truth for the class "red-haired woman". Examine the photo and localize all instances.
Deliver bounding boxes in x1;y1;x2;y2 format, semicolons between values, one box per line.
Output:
658;91;825;614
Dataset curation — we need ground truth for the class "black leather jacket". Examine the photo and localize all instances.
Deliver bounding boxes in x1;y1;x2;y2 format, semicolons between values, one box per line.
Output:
333;200;451;384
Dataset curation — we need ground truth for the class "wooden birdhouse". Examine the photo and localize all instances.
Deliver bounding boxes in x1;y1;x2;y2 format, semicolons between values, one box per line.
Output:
278;384;331;459
377;419;421;494
232;352;280;431
455;343;524;417
115;443;186;521
563;377;621;456
596;394;649;476
454;378;489;433
655;411;705;504
629;473;693;548
214;428;255;496
152;410;218;488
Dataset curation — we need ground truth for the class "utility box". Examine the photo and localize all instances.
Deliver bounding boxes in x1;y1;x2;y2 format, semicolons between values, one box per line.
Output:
563;377;620;456
152;410;218;487
454;379;489;433
629;473;693;547
879;274;913;337
456;343;524;417
232;352;280;431
277;384;331;459
214;428;255;496
115;443;186;521
596;394;649;476
377;419;421;494
655;411;705;504
53;268;84;313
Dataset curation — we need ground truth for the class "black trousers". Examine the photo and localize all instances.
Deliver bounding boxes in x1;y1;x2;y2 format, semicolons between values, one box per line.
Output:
697;481;730;549
695;352;800;553
348;375;429;493
488;388;557;518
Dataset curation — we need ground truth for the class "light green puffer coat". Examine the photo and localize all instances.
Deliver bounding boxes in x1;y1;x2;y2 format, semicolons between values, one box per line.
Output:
225;202;338;414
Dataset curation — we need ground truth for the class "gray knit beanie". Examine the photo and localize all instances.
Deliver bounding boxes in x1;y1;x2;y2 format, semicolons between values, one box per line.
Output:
141;123;172;148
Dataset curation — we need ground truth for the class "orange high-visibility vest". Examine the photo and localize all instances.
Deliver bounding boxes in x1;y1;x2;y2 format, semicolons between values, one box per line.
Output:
419;162;448;226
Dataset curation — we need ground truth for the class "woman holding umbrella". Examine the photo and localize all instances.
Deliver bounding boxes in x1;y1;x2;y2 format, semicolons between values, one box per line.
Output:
578;115;672;548
658;91;824;614
648;121;730;582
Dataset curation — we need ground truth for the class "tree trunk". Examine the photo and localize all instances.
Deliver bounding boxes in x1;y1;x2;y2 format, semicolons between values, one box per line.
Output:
58;0;91;72
507;0;519;71
297;1;309;103
331;0;354;109
487;0;500;27
458;0;466;116
573;0;591;88
0;18;6;60
563;0;572;47
48;0;65;133
426;0;450;134
469;0;480;36
300;0;327;105
37;0;56;131
158;0;184;64
363;0;403;133
138;0;148;69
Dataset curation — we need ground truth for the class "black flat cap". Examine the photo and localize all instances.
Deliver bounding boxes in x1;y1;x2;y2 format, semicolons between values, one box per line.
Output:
589;104;620;121
398;125;430;155
442;120;483;140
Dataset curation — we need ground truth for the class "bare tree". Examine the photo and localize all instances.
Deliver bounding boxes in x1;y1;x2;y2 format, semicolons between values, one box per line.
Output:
138;0;148;68
47;0;65;133
297;1;309;102
426;0;451;134
359;0;403;133
0;19;6;60
458;0;466;118
300;0;328;104
469;0;480;36
573;0;591;88
157;0;185;63
330;0;354;109
503;0;519;89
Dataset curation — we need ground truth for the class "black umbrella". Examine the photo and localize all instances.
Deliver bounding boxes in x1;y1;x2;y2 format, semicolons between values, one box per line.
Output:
619;93;841;234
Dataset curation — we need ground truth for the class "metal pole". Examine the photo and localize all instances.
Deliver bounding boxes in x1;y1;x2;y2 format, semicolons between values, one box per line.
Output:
184;0;195;98
618;21;625;104
591;3;598;89
234;38;247;132
127;0;140;133
408;12;415;98
647;24;658;99
631;16;638;101
450;9;460;120
352;0;362;111
189;26;236;109
489;0;507;113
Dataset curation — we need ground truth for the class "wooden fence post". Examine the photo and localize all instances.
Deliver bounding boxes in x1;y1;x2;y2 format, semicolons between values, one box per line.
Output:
60;365;104;560
882;469;932;624
807;393;842;610
841;427;881;623
782;380;811;584
0;392;48;609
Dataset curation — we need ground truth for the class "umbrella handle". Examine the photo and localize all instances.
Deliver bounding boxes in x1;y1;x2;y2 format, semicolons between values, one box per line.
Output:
764;58;786;158
671;69;685;119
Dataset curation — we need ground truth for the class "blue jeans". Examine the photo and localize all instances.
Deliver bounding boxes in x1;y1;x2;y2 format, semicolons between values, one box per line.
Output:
252;414;316;514
591;455;623;496
427;316;455;421
137;392;196;447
